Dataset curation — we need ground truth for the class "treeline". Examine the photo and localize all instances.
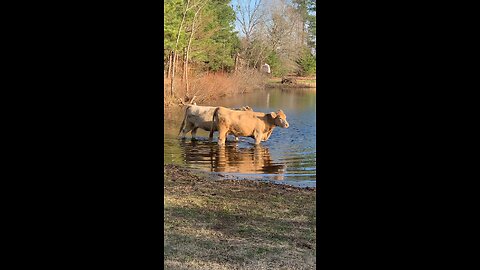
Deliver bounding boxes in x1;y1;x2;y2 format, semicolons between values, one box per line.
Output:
164;0;316;97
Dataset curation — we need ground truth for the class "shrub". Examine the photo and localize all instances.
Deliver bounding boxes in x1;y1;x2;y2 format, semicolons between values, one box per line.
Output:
266;51;289;77
164;68;266;107
296;50;316;76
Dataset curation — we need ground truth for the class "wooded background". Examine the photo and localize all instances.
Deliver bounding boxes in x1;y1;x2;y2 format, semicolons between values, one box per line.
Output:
164;0;316;97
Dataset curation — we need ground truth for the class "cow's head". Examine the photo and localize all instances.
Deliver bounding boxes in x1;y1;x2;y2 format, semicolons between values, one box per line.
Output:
269;110;289;128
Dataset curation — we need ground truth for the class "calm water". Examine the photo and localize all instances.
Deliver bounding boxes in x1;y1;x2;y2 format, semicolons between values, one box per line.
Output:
164;88;316;187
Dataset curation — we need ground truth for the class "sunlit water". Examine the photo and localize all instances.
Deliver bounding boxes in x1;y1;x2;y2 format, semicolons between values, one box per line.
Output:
164;88;316;188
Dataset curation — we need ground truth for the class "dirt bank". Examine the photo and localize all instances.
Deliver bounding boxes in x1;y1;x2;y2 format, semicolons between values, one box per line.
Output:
164;164;317;269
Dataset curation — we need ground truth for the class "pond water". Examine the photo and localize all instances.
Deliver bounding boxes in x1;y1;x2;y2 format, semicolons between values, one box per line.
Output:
164;88;316;188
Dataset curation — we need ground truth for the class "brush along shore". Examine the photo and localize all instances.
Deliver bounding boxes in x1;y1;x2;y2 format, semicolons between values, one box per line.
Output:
164;164;317;270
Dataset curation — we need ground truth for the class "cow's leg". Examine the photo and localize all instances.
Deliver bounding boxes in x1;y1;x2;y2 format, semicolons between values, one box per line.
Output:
262;129;273;142
217;128;228;146
253;129;263;145
181;123;194;138
191;127;199;141
179;125;186;139
208;129;215;141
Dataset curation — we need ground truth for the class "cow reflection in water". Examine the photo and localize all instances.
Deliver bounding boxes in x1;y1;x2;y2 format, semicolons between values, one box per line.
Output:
179;140;286;176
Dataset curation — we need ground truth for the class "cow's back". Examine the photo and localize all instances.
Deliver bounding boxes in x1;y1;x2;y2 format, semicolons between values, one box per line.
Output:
186;105;217;130
187;105;216;119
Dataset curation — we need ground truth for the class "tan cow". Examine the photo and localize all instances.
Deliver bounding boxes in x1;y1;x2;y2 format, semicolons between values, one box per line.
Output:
209;107;289;145
178;104;252;140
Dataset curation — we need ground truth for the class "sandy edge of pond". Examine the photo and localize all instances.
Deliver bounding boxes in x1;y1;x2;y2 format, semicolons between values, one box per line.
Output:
164;164;317;269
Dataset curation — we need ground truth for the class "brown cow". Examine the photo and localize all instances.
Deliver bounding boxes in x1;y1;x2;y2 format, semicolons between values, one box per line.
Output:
209;107;289;145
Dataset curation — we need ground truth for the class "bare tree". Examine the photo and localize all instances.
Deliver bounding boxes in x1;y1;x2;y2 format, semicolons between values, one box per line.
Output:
184;0;209;96
235;0;264;42
265;0;303;69
170;0;209;97
235;0;266;68
170;0;190;97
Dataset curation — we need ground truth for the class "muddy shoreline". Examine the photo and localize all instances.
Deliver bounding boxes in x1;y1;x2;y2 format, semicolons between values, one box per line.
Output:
164;164;316;191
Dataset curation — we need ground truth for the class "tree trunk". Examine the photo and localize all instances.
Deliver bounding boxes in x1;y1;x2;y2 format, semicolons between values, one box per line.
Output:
182;47;187;82
234;53;239;72
170;0;190;97
167;51;173;78
170;51;176;96
185;49;190;96
302;18;307;46
185;0;208;96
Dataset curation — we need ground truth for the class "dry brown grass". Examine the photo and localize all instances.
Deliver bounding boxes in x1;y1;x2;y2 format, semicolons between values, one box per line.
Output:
164;69;267;108
164;164;317;270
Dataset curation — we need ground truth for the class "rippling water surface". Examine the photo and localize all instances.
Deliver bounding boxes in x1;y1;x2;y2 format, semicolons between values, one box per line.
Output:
164;88;316;187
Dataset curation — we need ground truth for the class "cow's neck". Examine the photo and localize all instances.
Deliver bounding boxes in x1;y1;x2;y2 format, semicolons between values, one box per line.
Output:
262;116;277;132
263;126;275;134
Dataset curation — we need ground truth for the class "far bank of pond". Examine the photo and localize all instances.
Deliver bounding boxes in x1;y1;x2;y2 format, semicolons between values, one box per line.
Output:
265;76;316;88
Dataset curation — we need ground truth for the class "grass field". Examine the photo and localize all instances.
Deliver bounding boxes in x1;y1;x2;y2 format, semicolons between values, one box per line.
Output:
164;164;317;269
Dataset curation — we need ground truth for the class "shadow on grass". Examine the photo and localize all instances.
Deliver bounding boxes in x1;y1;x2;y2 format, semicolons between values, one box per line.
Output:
165;231;283;265
164;203;316;252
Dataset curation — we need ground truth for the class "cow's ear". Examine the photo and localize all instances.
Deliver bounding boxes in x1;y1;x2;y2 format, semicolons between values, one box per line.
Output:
269;112;277;118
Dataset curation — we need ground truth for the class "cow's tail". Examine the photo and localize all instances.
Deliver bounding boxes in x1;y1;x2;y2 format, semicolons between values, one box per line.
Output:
209;107;220;140
178;105;191;136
